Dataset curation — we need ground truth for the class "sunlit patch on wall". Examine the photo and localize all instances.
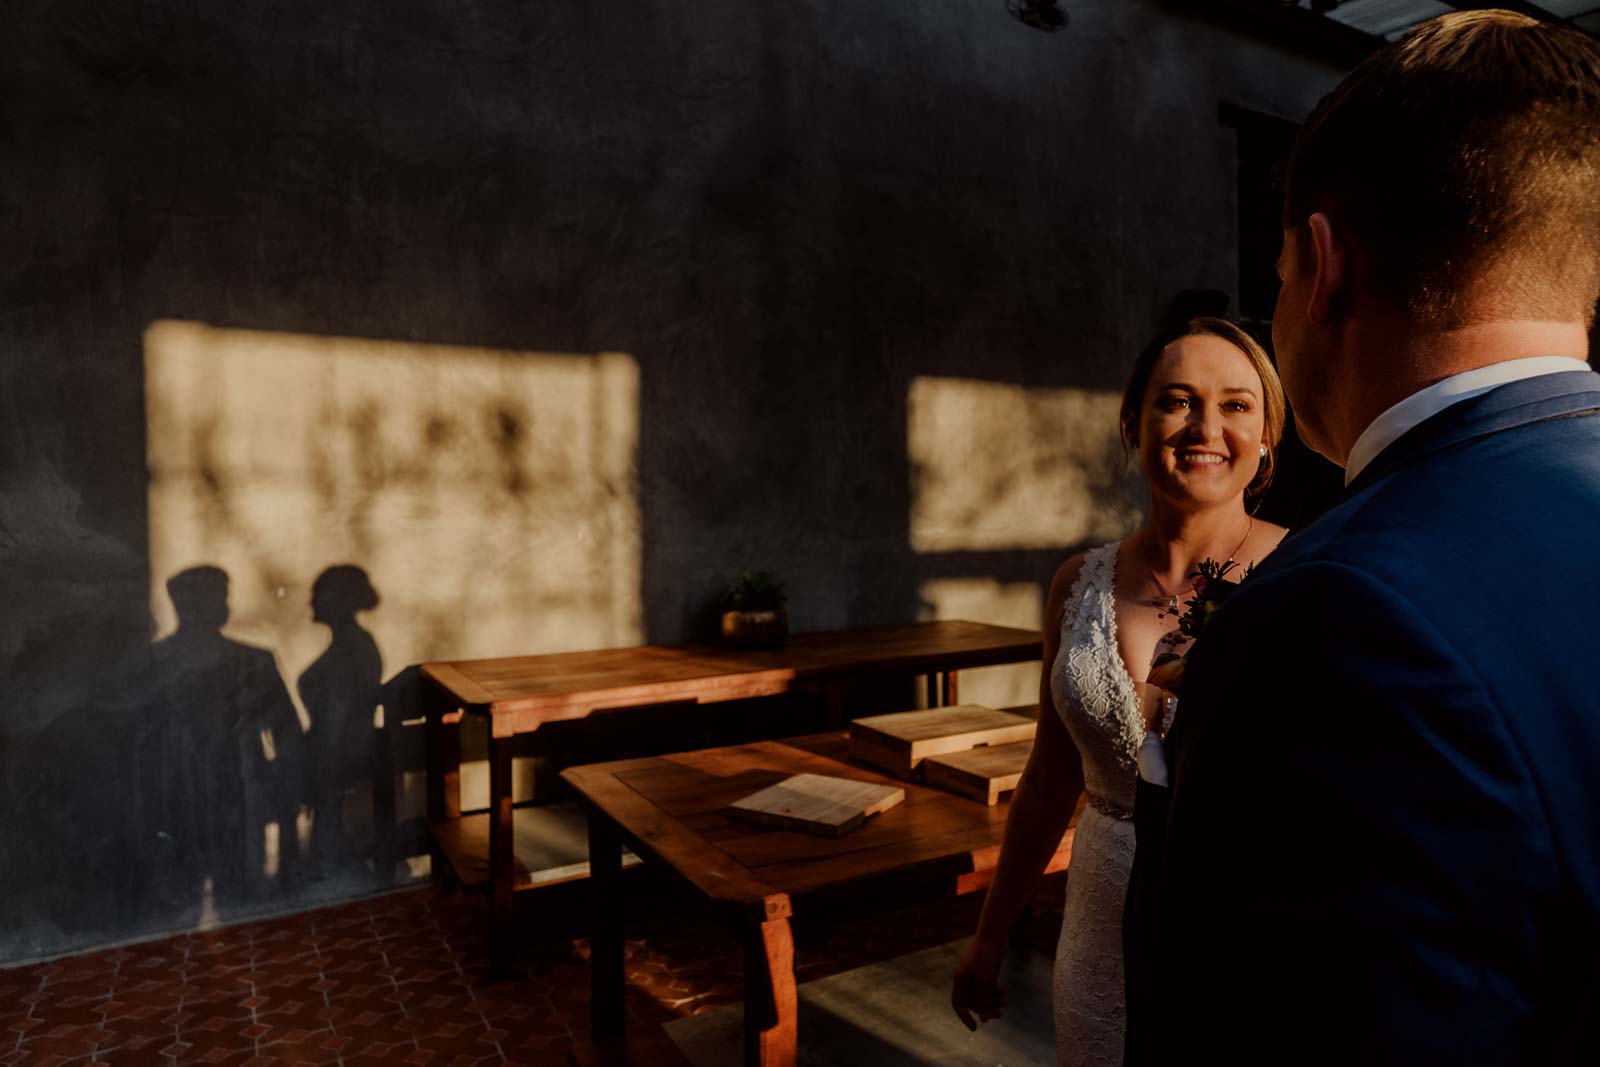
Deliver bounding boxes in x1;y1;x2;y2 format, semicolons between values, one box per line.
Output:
907;377;1142;552
918;578;1043;709
144;320;642;699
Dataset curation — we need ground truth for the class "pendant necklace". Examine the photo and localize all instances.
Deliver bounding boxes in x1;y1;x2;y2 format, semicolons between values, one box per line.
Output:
1145;516;1253;613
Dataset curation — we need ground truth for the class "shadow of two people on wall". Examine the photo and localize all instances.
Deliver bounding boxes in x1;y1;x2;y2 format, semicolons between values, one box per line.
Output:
132;563;404;920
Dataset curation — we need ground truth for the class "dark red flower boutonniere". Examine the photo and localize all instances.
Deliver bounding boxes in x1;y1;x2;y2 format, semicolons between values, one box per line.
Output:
1146;557;1253;695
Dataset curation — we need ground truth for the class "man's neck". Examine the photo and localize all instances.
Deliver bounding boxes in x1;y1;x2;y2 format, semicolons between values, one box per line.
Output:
1328;318;1590;465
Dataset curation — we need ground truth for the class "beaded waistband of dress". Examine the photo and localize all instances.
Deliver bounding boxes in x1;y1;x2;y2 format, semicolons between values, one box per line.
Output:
1085;792;1134;821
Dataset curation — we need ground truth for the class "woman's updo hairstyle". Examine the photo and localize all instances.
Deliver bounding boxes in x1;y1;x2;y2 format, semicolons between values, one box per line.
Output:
312;564;380;616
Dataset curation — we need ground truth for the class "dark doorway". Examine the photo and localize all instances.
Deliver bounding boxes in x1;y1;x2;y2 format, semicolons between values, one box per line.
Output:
1221;101;1345;530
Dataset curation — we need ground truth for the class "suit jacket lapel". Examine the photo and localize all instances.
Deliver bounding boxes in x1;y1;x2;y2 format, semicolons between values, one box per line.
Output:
1342;370;1600;499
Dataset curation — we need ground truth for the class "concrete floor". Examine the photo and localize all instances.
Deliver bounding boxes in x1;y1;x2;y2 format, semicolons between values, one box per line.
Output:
665;939;1057;1066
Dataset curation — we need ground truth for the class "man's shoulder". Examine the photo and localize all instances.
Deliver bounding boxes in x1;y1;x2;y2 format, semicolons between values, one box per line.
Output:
1209;411;1600;715
1263;405;1600;586
1209;553;1413;647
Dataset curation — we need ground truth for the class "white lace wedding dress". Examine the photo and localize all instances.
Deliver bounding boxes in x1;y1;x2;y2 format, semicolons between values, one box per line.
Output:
1049;541;1144;1067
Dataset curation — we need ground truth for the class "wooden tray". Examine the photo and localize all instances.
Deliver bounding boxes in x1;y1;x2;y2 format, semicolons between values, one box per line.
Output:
727;773;905;838
848;705;1036;779
923;740;1033;805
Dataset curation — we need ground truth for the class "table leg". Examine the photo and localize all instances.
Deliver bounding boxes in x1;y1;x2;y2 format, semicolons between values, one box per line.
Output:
942;669;959;705
588;813;627;1042
424;681;462;823
743;916;797;1067
424;682;463;894
925;672;939;708
372;715;396;878
824;682;844;729
488;726;515;976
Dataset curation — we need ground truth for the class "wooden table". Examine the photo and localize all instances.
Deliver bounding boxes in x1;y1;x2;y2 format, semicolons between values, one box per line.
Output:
561;732;1077;1067
421;620;1041;966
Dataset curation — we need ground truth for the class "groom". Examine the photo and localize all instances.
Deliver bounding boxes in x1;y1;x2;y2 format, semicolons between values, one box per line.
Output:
1125;10;1600;1065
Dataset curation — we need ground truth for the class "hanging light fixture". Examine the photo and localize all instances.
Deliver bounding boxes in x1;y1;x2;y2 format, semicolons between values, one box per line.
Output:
1007;0;1067;33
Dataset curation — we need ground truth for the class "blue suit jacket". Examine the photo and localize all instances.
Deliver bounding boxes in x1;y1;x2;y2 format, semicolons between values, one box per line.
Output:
1140;370;1600;1064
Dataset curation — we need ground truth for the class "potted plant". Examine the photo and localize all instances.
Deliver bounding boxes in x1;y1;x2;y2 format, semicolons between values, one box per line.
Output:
720;570;788;649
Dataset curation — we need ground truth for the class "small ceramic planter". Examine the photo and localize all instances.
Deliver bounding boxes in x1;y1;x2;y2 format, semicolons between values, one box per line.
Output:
721;608;788;649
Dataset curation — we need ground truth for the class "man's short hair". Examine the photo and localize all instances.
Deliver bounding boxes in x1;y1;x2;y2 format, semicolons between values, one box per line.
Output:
1283;10;1600;328
166;565;229;628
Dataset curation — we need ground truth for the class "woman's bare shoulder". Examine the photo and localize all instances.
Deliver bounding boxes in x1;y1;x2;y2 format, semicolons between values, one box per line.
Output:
1045;544;1108;625
1048;550;1090;602
1040;552;1089;642
1244;519;1291;567
1256;519;1290;549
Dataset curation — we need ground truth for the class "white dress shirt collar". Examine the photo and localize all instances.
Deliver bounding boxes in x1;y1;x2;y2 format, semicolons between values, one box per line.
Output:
1342;356;1592;486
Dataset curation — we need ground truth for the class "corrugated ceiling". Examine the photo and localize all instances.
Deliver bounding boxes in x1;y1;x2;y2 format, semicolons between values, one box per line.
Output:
1292;0;1600;40
1535;0;1600;17
1324;0;1455;40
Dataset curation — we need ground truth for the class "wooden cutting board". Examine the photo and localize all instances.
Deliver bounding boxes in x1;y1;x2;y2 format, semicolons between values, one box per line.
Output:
923;740;1033;805
727;773;905;838
849;705;1036;779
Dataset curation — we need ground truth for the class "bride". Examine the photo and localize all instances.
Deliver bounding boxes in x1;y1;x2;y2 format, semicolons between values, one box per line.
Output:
950;317;1288;1066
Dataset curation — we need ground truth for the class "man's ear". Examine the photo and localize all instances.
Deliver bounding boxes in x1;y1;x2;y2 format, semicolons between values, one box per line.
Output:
1306;212;1348;326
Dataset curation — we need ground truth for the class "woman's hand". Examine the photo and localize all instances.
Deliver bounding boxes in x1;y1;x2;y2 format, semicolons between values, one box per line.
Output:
951;936;1009;1031
1146;654;1185;694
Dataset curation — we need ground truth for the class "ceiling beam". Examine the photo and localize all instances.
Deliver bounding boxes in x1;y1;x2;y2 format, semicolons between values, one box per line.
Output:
1157;0;1378;67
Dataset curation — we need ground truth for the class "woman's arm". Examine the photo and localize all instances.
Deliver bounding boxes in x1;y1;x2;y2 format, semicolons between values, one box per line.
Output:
951;555;1087;1030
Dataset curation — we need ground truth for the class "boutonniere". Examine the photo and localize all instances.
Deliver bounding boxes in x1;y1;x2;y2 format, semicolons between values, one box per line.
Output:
1146;557;1253;695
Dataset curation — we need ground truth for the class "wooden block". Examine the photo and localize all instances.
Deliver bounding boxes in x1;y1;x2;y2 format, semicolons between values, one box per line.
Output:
727;773;905;838
923;741;1033;805
848;705;1036;779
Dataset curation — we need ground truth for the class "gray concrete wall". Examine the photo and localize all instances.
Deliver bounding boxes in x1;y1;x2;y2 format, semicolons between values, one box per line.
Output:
0;0;1340;963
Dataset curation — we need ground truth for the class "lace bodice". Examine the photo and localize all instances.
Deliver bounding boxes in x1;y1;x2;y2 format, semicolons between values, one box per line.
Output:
1049;540;1143;1065
1050;540;1143;818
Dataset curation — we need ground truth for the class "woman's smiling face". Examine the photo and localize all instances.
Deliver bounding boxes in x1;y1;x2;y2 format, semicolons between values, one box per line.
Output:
1137;333;1268;509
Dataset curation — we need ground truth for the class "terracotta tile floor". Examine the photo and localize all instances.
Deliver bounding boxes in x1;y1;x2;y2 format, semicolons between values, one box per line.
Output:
1;878;1064;1067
